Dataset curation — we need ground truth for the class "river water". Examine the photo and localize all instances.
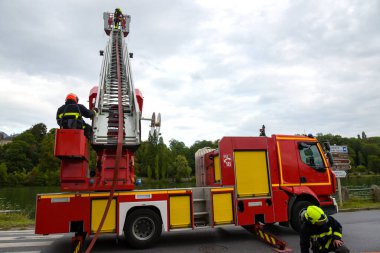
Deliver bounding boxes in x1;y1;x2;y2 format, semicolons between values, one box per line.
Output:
0;176;379;218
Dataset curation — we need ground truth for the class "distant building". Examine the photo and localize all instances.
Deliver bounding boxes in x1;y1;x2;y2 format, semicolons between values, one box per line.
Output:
0;131;13;146
0;131;6;140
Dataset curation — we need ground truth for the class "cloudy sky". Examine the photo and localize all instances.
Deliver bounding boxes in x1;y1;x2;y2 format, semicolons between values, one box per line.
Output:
0;0;379;146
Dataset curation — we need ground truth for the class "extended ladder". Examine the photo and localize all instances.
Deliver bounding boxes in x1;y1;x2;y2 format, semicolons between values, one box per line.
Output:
92;27;141;147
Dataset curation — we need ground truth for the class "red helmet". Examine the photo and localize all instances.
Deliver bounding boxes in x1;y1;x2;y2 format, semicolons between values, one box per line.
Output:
66;93;79;103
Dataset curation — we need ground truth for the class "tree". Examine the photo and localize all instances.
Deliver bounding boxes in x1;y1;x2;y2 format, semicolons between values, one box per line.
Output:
169;139;189;158
157;137;170;180
348;138;362;166
2;140;34;173
29;123;47;142
135;141;149;177
172;155;191;182
0;163;8;185
368;155;380;173
361;143;380;168
37;129;60;172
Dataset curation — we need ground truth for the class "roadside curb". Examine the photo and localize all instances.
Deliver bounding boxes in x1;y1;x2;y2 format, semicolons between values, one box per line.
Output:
339;207;380;212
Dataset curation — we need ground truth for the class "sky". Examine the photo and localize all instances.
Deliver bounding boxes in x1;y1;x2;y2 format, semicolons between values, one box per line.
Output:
0;0;379;146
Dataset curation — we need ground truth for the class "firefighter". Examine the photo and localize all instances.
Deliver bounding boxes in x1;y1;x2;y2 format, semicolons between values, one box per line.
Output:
300;205;350;253
114;8;123;29
56;93;97;140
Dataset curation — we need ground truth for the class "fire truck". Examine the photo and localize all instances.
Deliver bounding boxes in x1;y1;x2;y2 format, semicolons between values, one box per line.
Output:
35;12;337;252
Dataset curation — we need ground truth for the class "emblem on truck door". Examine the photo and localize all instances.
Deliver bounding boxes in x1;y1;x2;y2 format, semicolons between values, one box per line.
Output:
223;154;232;167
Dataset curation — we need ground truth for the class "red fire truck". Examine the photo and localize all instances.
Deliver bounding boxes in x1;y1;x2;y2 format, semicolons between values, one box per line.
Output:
35;12;337;252
194;135;337;233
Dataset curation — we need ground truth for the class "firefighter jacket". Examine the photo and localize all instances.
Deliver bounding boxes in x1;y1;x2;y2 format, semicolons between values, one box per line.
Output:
56;100;94;129
300;215;343;253
114;9;123;20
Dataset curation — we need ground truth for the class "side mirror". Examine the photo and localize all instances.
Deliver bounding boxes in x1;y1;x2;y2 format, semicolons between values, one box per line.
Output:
323;142;331;152
327;152;334;166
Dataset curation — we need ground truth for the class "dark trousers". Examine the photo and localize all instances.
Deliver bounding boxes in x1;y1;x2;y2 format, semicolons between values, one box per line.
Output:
334;245;350;253
83;123;93;140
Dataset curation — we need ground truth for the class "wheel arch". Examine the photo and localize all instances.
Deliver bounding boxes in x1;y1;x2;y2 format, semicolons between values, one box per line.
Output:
287;185;321;220
288;193;320;220
288;193;321;232
126;205;162;223
119;201;167;236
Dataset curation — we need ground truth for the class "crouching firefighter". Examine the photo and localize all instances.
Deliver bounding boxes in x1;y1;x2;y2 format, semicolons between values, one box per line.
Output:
56;93;98;140
300;205;350;253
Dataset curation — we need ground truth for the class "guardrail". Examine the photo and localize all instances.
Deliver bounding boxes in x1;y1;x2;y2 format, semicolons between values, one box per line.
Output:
336;185;380;202
345;186;373;200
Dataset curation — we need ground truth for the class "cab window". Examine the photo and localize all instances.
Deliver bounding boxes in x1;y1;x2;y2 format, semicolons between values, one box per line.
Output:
298;142;324;169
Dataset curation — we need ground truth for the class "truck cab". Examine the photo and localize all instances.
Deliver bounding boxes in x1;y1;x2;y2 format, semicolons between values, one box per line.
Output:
195;134;337;232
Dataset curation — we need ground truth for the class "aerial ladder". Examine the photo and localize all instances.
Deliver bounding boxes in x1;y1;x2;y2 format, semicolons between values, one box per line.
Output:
55;12;160;193
53;11;161;252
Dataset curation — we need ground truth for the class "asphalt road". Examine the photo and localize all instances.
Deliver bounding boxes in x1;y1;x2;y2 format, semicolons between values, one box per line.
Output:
1;210;379;253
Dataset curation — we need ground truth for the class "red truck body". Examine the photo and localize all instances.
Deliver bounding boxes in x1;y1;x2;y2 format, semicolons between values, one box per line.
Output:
195;135;337;229
35;134;337;249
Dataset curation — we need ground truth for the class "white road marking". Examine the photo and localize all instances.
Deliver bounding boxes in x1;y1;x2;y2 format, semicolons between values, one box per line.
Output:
3;251;40;253
0;241;52;248
0;230;65;251
0;230;35;234
0;234;63;241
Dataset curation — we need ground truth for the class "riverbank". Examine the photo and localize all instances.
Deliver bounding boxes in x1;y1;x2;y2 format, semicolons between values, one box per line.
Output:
0;212;34;230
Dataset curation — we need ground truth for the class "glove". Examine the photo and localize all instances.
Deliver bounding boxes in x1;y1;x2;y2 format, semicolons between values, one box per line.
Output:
92;108;99;116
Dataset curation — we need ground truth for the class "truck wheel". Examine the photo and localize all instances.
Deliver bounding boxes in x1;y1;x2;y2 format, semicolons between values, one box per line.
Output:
124;208;162;249
290;201;312;232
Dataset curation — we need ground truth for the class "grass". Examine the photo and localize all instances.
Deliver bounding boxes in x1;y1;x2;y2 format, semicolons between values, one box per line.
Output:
0;212;35;230
340;197;380;210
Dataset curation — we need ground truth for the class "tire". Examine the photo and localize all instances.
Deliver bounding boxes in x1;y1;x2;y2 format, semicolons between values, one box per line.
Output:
124;208;162;249
290;201;312;232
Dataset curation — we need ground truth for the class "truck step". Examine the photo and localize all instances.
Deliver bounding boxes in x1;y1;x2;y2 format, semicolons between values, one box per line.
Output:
194;211;208;216
194;222;209;228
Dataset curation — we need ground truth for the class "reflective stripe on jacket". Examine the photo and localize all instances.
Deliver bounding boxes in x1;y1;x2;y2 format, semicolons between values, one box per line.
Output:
56;100;94;128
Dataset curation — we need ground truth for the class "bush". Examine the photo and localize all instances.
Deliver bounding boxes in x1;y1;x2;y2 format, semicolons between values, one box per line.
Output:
354;165;367;173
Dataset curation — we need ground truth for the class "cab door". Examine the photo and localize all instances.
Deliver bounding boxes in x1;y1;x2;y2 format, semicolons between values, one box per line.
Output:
297;142;332;194
277;139;301;186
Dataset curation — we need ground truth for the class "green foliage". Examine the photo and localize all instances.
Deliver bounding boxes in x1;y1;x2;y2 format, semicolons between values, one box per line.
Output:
0;163;8;185
147;165;152;179
172;155;192;182
38;129;60;173
317;133;380;174
0;123;60;186
2;123;379;187
368;155;380;173
0;212;35;229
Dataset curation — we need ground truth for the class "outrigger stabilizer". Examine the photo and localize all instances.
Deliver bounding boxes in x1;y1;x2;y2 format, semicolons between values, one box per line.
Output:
244;223;293;252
